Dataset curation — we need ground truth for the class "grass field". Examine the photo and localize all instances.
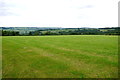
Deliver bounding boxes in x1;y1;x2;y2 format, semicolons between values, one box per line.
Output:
2;35;118;78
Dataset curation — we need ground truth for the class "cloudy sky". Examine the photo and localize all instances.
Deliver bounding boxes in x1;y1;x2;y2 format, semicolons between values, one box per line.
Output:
0;0;119;28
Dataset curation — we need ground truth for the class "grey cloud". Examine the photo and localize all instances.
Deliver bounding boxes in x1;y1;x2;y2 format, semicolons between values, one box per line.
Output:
0;0;14;16
0;1;7;16
78;5;94;9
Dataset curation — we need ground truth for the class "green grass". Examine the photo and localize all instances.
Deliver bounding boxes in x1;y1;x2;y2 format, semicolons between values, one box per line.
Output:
2;35;118;78
0;36;2;79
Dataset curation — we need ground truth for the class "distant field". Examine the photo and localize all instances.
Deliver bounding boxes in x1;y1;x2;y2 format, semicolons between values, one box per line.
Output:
2;35;118;78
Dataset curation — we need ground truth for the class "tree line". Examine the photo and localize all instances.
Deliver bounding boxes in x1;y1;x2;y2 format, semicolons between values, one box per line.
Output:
1;27;120;36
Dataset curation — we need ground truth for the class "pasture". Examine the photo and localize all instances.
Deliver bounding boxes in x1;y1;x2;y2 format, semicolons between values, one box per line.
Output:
2;35;118;78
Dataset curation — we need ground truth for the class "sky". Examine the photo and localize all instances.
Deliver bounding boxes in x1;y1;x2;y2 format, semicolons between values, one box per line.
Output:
0;0;119;28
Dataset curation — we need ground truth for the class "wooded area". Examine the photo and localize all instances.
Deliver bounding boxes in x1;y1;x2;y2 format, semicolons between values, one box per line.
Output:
1;27;120;36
